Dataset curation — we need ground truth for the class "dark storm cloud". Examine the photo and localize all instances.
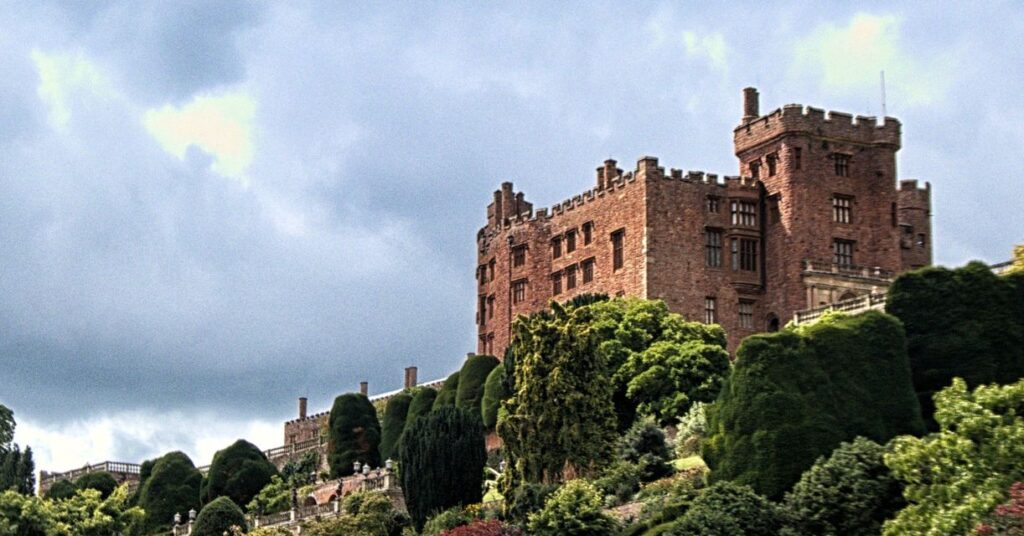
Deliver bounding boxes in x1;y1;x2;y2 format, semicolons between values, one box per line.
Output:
1;2;1021;467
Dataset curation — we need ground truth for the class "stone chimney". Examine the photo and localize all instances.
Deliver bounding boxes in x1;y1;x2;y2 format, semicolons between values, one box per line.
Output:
603;159;619;185
743;87;760;123
359;381;368;396
404;366;418;389
298;397;307;420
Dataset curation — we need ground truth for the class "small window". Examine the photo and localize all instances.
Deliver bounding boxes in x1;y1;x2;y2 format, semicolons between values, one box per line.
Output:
551;237;561;259
916;234;927;248
478;265;487;285
732;238;758;272
833;195;852;224
705;229;722;268
582;222;593;245
833;239;855;266
731;200;757;226
768;194;781;224
833;154;850;177
512;245;527;267
565;264;577;290
749;160;760;179
704;297;717;324
552;272;562;295
487;295;494;319
488;259;495;280
611;229;625;271
706;196;720;214
479;295;487;325
739;301;754;329
766;153;778;176
793;147;801;170
582;258;594;283
566;230;577;253
512;279;527;304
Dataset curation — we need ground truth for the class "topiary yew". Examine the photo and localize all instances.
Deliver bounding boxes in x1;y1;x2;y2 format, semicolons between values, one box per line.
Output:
327;393;382;478
456;355;500;413
379;392;412;462
202;439;278;508
192;496;246;536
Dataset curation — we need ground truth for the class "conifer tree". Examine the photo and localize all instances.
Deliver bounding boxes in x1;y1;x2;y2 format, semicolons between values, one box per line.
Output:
327;393;382;477
379;392;412;462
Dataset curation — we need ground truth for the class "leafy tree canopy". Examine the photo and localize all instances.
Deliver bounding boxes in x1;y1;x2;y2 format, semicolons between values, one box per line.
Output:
887;261;1024;427
73;471;118;500
45;479;76;501
883;377;1024;535
704;310;924;499
202;439;278;508
0;485;143;536
327;393;382;478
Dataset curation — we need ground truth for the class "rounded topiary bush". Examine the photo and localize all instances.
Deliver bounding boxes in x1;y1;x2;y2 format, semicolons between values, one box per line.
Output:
327;393;382;478
669;481;786;536
480;363;507;429
379;392;412;462
74;471;118;499
405;387;437;429
192;496;247;536
432;372;460;410
45;479;76;500
202;439;278;507
138;451;203;533
456;354;500;412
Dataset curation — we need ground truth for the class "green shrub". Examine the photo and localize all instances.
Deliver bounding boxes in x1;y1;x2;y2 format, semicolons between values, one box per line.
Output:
593;461;641;507
668;481;786;536
327;393;382;478
480;364;507;429
783;437;904;536
504;482;557;522
380;392;413;462
192;496;247;536
138;451;203;532
618;419;672;482
456;355;500;412
704;311;924;499
405;388;438;429
400;406;486;528
527;479;619;536
887;262;1024;428
674;402;707;457
45;479;76;500
432;372;460;410
74;471;118;499
202;439;278;508
421;506;472;536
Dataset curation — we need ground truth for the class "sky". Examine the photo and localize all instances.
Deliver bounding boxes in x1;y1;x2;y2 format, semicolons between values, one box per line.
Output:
2;1;1022;474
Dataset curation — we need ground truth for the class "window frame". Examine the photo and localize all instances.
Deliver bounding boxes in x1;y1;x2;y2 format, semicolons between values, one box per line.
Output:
833;239;855;266
565;229;577;253
512;279;527;304
512;245;527;267
739;300;755;329
704;297;717;324
611;229;625;271
833;195;853;224
705;228;723;268
730;200;757;227
581;258;595;284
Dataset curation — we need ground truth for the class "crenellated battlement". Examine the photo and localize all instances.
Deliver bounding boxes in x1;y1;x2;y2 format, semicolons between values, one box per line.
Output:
899;179;931;193
734;102;901;154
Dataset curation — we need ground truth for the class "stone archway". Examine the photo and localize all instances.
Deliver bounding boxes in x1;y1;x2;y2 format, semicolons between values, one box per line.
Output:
838;291;857;302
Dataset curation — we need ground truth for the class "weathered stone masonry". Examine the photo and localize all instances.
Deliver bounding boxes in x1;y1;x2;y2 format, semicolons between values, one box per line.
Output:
476;88;933;355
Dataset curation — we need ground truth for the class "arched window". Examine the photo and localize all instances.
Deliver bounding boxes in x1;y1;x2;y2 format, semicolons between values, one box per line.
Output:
766;314;780;332
839;291;857;302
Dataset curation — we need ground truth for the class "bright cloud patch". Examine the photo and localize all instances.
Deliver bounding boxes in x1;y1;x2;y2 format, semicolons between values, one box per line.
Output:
682;31;729;72
15;412;279;473
31;49;111;130
143;91;256;180
795;13;955;106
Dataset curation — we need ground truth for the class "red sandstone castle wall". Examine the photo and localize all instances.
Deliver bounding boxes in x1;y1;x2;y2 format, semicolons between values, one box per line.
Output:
898;180;932;270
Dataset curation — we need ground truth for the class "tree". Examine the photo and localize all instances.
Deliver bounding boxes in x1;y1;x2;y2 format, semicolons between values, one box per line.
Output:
456;355;500;412
399;406;486;528
0;405;13;448
192;496;247;536
138;451;203;533
0;489;52;535
887;262;1024;427
883;378;1024;535
499;301;618;486
74;471;118;500
617;418;672;482
52;485;144;536
405;388;437;429
202;439;278;508
668;481;787;536
480;363;507;429
0;405;35;495
704;311;924;499
783;437;905;536
526;479;618;536
432;372;460;410
327;393;382;478
379;393;412;462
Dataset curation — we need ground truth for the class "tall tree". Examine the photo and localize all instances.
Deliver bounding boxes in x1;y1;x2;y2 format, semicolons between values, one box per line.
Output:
379;392;412;462
499;300;618;486
138;451;203;533
327;393;382;478
202;439;278;508
0;404;35;495
704;310;924;499
399;406;486;528
887;262;1024;427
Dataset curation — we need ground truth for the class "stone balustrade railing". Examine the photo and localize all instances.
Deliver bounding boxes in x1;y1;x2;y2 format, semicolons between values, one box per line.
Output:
39;461;141;488
802;259;894;281
792;292;887;325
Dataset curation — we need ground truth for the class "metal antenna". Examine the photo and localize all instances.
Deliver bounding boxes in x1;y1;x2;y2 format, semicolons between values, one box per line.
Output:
880;70;887;117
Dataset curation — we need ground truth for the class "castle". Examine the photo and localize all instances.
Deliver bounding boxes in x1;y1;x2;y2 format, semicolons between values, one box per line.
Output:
475;88;932;354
